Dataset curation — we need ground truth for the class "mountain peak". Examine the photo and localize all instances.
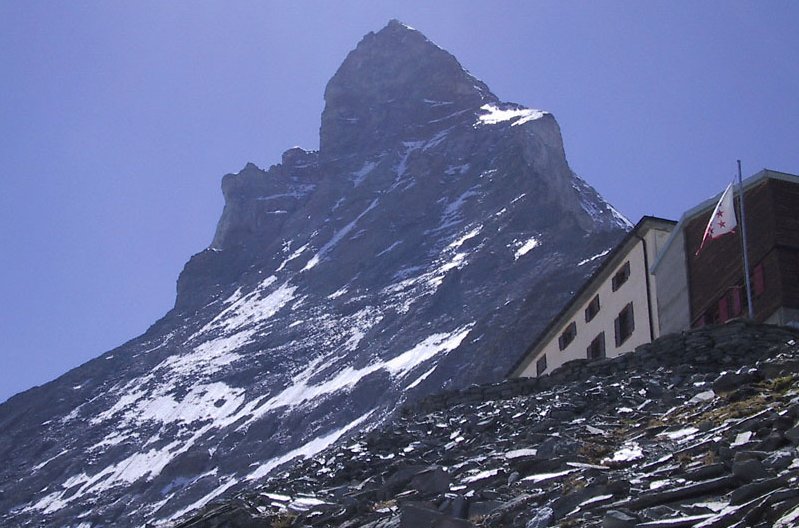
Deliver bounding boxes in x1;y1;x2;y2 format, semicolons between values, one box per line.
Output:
320;21;497;157
384;18;415;32
0;20;630;528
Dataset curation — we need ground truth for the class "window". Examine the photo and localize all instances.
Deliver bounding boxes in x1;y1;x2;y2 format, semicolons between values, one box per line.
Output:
752;263;765;297
587;332;606;360
729;287;743;317
558;322;577;350
585;294;601;322
719;296;728;323
614;303;635;347
719;287;743;322
536;355;547;376
612;261;631;291
700;304;719;327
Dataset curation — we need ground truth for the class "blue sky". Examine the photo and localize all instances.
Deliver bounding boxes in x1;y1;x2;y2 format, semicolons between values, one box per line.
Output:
1;2;797;402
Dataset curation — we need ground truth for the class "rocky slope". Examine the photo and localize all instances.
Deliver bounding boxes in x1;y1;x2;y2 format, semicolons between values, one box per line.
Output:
0;21;627;527
174;321;799;528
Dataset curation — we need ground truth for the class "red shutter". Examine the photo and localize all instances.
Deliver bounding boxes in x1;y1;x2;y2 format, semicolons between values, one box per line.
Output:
753;264;765;296
731;287;742;317
718;296;729;322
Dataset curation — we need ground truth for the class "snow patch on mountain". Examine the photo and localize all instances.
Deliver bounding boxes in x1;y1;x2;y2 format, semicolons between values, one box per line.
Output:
447;226;482;250
476;104;546;126
511;236;541;260
193;278;295;337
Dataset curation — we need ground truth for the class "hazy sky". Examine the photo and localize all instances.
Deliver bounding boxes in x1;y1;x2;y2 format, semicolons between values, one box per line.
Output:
1;2;797;403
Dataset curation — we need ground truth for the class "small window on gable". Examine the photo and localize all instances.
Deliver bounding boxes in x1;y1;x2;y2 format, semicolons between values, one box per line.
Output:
536;355;547;376
614;303;635;347
585;294;601;322
612;261;631;292
558;322;577;351
587;332;606;360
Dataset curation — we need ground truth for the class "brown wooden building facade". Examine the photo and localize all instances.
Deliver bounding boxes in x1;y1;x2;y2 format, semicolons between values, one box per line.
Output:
654;170;799;332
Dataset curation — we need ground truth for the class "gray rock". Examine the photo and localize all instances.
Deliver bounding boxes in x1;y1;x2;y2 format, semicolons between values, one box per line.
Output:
603;510;637;528
433;518;474;528
410;467;451;495
400;501;444;528
712;369;759;393
730;476;790;505
732;457;770;481
764;450;795;471
785;424;799;444
525;506;554;528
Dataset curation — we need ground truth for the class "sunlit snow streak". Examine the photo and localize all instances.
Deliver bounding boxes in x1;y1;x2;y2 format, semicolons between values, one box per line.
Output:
578;248;611;266
236;325;474;425
303;199;380;271
351;160;376;187
245;410;375;482
405;365;437;390
167;478;238;524
276;243;310;272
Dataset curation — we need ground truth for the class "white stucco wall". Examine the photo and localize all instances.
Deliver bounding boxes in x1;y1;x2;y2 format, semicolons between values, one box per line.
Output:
653;228;691;336
645;227;673;338
519;239;654;377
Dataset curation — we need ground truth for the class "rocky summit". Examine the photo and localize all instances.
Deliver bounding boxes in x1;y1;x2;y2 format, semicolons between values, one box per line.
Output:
173;321;799;528
0;21;627;527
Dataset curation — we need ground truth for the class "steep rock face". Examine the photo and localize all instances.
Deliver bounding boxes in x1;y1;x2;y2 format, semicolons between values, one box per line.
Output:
0;21;628;527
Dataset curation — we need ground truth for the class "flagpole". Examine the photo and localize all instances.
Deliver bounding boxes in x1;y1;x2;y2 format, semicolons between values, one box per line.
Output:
737;160;755;319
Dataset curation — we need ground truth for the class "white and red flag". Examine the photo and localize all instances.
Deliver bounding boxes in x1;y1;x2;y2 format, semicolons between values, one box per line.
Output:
696;182;738;255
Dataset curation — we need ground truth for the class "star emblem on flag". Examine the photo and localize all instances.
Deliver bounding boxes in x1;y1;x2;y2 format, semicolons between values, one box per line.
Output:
696;181;738;255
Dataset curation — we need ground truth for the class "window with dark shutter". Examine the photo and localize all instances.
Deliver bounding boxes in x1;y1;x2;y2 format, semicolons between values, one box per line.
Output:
730;287;743;317
614;303;635;347
612;261;631;291
587;332;606;360
558;322;577;351
585;294;601;322
719;296;729;323
536;355;547;376
752;263;765;296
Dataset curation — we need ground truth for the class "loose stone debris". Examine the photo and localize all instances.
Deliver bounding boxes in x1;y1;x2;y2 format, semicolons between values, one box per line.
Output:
173;321;799;527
